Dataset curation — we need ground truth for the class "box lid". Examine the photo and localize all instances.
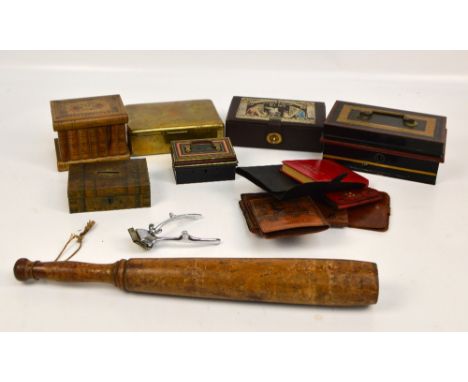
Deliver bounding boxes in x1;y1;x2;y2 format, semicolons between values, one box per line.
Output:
171;137;237;167
324;101;447;161
51;95;128;131
68;159;150;199
226;96;326;128
126;100;224;135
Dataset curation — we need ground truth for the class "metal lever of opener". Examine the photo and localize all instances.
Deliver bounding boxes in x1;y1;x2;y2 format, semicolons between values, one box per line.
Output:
128;213;221;250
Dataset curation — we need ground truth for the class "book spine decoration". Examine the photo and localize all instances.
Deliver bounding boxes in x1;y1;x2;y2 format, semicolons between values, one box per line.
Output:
87;127;99;158
96;126;108;157
77;128;90;159
67;130;80;161
57;131;69;162
109;124;119;156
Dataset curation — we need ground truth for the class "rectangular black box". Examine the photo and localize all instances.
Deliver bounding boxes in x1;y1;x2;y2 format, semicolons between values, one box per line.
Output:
171;137;238;184
323;101;447;185
226;96;326;152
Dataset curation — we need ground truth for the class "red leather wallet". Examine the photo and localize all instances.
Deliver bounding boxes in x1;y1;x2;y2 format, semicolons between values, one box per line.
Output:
281;159;369;185
323;187;383;210
316;192;390;231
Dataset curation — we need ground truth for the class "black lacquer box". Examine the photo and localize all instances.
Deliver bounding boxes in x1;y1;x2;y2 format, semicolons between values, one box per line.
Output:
323;101;447;185
226;96;326;152
171;137;238;184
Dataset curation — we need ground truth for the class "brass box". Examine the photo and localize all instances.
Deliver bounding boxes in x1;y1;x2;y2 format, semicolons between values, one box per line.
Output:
126;100;224;156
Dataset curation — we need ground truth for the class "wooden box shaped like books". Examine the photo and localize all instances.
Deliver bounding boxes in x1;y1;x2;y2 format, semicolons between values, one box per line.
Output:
51;94;130;171
67;159;151;213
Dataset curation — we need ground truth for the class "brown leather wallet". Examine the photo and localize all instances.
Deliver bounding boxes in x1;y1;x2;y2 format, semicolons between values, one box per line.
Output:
315;201;349;228
239;193;329;238
347;192;390;231
316;192;390;231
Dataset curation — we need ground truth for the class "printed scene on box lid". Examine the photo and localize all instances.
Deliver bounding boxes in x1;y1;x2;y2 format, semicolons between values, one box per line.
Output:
236;97;316;123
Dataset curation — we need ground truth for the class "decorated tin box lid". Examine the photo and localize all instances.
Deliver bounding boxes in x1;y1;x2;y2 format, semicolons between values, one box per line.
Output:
226;96;326;127
324;101;447;161
68;159;150;198
51;94;128;131
126;100;224;135
171;137;237;167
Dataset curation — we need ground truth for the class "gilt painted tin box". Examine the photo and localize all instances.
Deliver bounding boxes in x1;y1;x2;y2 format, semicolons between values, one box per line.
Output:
323;101;447;185
226;96;326;152
171;137;237;184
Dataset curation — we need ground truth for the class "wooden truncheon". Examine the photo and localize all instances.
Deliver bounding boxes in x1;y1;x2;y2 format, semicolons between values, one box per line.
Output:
14;258;379;306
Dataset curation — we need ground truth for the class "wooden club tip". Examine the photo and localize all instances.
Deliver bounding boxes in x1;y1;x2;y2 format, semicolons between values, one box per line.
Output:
14;258;35;281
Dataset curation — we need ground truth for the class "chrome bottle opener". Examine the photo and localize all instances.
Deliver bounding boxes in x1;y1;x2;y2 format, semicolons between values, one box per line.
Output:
128;213;221;250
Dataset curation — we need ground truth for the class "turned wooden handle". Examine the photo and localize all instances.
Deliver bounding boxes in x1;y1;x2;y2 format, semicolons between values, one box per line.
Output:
14;258;379;306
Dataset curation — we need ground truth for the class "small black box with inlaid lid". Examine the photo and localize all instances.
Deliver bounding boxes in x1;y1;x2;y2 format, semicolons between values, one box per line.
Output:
171;137;238;184
323;101;447;185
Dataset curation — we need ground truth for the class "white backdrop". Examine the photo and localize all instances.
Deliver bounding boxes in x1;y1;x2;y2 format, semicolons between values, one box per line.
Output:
1;51;467;331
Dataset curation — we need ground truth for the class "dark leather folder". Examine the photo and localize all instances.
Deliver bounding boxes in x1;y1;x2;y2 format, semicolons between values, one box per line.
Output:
236;165;365;200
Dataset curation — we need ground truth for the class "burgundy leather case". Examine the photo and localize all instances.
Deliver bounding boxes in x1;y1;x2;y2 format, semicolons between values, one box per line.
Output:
316;192;391;231
323;187;383;210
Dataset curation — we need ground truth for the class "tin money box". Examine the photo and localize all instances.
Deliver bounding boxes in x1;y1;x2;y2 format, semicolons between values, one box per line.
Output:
171;137;237;184
226;96;326;152
68;159;150;213
323;101;447;185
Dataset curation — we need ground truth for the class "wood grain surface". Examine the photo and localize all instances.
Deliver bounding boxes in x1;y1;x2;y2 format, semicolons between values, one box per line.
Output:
14;258;379;307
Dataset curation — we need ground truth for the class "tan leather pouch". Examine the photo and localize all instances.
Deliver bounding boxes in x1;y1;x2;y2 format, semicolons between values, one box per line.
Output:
315;201;349;228
347;192;390;231
239;193;329;238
